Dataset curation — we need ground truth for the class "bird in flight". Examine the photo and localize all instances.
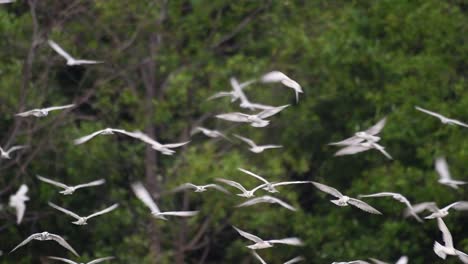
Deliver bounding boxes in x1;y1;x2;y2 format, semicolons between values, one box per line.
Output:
311;182;382;214
171;183;230;194
334;140;392;159
260;71;303;102
73;128;139;145
0;145;27;159
358;192;422;222
9;184;29;224
216;178;267;198
207;77;255;102
329;117;387;146
216;105;289;128
238;168;311;193
10;231;79;256
37;175;105;195
415;106;468;128
48;40;103;66
48;256;115;264
124;130;190;155
131;182;198;220
16;104;75;117
433;217;468;263
236;195;297;211
435;157;467;189
48;202;119;225
423;201;468;219
233;226;303;250
234;134;282;153
191;127;230;141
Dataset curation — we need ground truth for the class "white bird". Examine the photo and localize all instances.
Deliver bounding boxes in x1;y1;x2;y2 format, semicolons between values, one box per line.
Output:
48;40;103;66
125;130;190;155
332;261;370;264
216;105;289;128
16;104;75;117
358;192;422;222
233;134;282;153
207;78;255;102
0;0;15;4
191;127;230;141
10;231;79;256
433;217;468;263
0;145;27;159
48;256;115;264
37;175;105;195
423;201;468;219
48;202;118;225
334;140;392;159
236;195;297;211
131;182;198;220
238;168;310;193
329;117;387;146
284;256;305;264
260;71;303;102
8;184;29;224
233;226;303;250
311;182;382;214
73;128;139;145
415;106;468;128
172;183;230;194
215;178;267;198
435;157;467;189
369;256;408;264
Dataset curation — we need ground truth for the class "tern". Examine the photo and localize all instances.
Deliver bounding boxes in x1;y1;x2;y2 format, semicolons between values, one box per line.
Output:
233;226;303;250
191;127;230;140
10;231;79;256
16;104;75;117
435;157;467;189
37;175;105;195
215;178;267;198
233;134;282;153
423;201;468;219
73;128;139;145
329;117;387;146
433;217;468;263
48;202;119;225
48;40;103;66
334;140;392;159
8;184;29;224
238;168;310;193
236;195;297;211
260;71;303;102
311;182;382;214
216;105;289;128
358;192;422;222
172;183;230;194
125;130;190;155
0;145;27;159
415;106;468;128
131;182;198;220
48;256;115;264
369;256;408;264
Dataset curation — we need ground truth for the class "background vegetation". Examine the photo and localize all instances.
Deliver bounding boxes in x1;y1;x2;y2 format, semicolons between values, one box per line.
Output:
0;0;467;263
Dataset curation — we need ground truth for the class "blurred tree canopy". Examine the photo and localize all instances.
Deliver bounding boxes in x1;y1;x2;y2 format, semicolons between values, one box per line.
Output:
0;0;467;263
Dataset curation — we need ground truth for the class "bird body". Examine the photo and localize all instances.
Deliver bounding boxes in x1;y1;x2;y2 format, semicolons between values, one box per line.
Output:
424;201;468;219
415;106;468;128
435;157;467;189
48;40;103;66
16;104;75;117
48;202;118;225
10;231;79;256
216;178;267;198
9;184;29;224
37;175;105;195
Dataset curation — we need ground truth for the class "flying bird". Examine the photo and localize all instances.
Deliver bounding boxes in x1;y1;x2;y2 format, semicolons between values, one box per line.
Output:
16;104;75;117
236;195;297;211
10;231;79;256
433;217;468;263
329;117;387;146
215;178;267;198
0;145;27;159
37;175;105;195
233;226;303;250
171;183;230;194
191;127;230;141
435;157;467;189
369;256;408;264
216;105;289;128
125;130;190;155
9;184;29;224
415;106;468;128
358;192;422;222
238;168;310;193
73;128;139;145
311;182;382;214
334;140;392;159
423;201;468;219
131;182;198;220
48;202;118;225
233;134;282;153
48;40;103;66
48;256;115;264
260;71;303;102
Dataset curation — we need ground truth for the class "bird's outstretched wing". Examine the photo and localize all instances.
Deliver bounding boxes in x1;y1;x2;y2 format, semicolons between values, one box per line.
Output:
435;157;451;180
87;204;119;219
205;184;230;194
160;141;190;149
358;192;396;198
156;211;199;217
328;136;364;146
268;238;304;246
233;226;263;243
88;256;115;264
257;105;289;119
395;256;408;264
48;40;74;61
234;135;257;148
216;178;248;193
15;109;39;117
10;233;42;253
334;145;370;156
47;256;78;264
73;130;107;145
271;181;311;187
207;91;234;101
74;179;106;190
37;175;68;189
284;256;305;264
43;104;75;112
238;168;270;185
437;217;453;248
348;198;382;214
131;182;161;214
74;60;104;65
415;106;446;120
311;182;343;198
172;183;198;192
49;233;80;256
216;113;251;123
365;117;387;135
6;145;28;154
48;202;81;220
